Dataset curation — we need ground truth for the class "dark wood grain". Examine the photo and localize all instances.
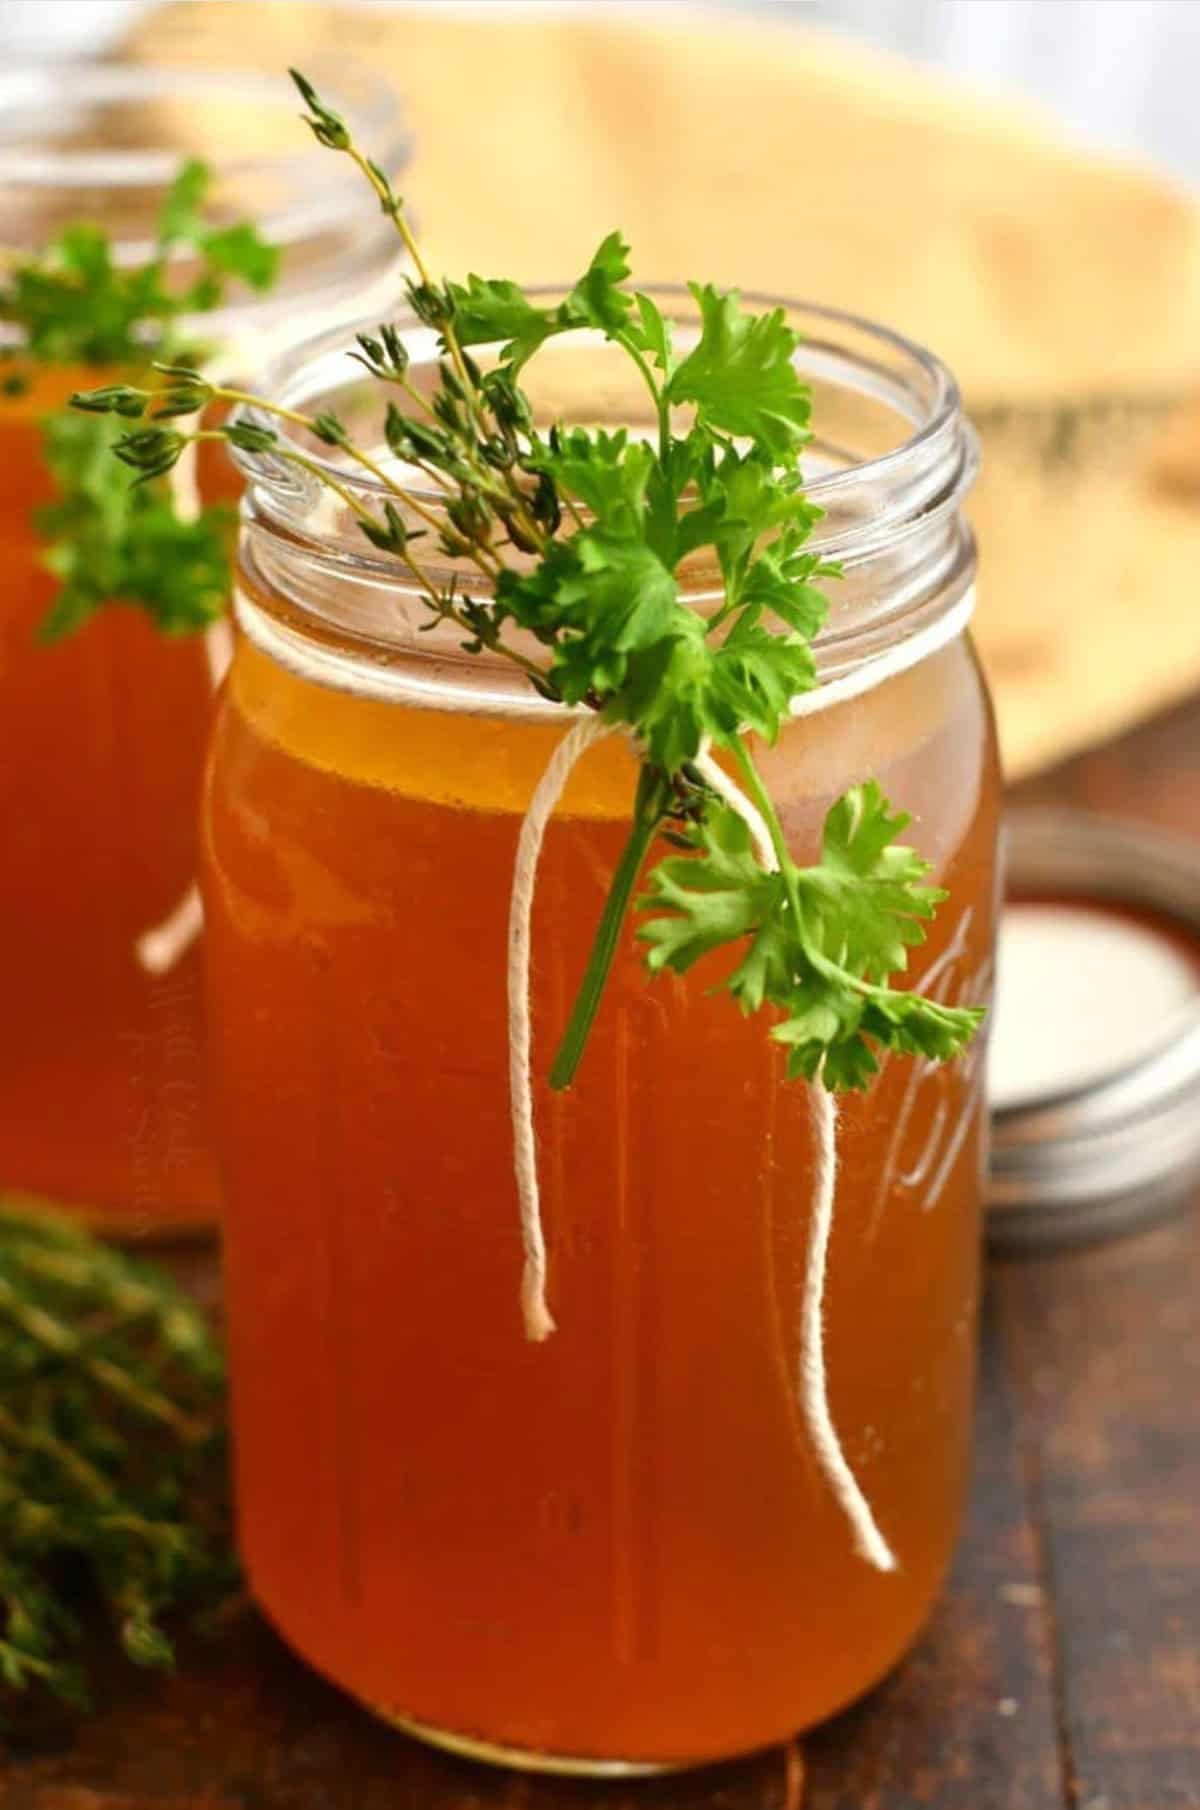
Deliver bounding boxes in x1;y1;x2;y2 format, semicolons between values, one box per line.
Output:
2;1614;806;1810
995;1213;1200;1810
4;696;1200;1808
803;1297;1064;1810
1010;688;1200;830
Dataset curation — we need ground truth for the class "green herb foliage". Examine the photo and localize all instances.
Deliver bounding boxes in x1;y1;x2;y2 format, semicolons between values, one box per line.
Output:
0;159;277;639
37;413;235;640
0;158;277;368
0;1206;233;1719
74;71;983;1094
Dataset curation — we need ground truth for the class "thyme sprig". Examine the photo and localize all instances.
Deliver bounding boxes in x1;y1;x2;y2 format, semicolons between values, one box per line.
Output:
0;1206;233;1720
73;70;982;1093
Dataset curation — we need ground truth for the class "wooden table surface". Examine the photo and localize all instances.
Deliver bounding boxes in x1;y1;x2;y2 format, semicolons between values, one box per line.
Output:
4;696;1199;1810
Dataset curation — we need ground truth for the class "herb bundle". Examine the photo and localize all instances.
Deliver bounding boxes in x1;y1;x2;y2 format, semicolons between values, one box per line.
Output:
0;1207;232;1719
75;70;981;1099
0;159;277;640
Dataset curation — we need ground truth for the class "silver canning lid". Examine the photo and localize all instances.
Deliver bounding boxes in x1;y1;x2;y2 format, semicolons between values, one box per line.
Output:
988;809;1200;1251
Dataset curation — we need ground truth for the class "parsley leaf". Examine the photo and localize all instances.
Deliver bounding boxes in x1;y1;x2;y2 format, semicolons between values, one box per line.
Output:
156;158;212;246
448;232;640;376
739;532;836;638
696;449;825;603
640;783;983;1089
496;528;678;705
709;621;817;741
196;222;279;294
564;230;635;337
668;285;812;462
617;622;715;772
2;157;278;640
0;161;277;371
37;413;232;640
809;783;945;980
532;427;654;535
443;275;557;369
638;800;775;971
153;157;278;296
634;293;675;377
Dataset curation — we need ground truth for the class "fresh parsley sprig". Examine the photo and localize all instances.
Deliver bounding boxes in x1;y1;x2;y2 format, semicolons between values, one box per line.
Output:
0;159;278;640
640;775;976;1089
73;70;982;1094
0;158;277;370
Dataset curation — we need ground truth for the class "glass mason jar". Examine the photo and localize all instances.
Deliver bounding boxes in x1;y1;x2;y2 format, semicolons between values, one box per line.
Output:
203;296;999;1771
0;62;409;1231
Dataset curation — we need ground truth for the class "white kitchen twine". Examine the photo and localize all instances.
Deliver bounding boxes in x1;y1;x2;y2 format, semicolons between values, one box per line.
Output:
508;583;975;1573
230;575;976;1571
693;745;895;1571
509;722;898;1571
507;714;614;1342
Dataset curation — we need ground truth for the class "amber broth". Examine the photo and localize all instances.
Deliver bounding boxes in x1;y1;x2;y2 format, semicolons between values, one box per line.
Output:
0;369;218;1226
203;623;999;1764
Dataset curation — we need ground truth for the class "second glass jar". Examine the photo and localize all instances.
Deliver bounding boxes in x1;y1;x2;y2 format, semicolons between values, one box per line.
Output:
0;60;409;1230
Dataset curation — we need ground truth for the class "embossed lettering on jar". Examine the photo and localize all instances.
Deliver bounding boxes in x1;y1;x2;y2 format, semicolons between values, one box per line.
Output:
202;296;999;1769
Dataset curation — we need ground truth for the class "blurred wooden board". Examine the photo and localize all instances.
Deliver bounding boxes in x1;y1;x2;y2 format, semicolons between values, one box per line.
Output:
4;689;1200;1806
131;4;1200;395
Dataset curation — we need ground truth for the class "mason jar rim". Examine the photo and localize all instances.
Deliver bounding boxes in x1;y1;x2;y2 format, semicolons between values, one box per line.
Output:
233;286;967;522
231;287;979;699
0;59;411;262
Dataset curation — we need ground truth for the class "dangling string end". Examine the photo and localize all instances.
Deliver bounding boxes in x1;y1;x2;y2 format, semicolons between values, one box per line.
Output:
520;1266;557;1343
136;885;204;977
508;715;614;1344
697;745;899;1574
854;1517;899;1573
803;1079;899;1573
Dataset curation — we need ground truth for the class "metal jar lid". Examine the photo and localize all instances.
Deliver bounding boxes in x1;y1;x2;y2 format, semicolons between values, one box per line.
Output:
988;809;1200;1251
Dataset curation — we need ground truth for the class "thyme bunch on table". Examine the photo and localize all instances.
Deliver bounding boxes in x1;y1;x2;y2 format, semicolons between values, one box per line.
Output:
0;158;277;640
74;69;982;1094
0;1207;233;1720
